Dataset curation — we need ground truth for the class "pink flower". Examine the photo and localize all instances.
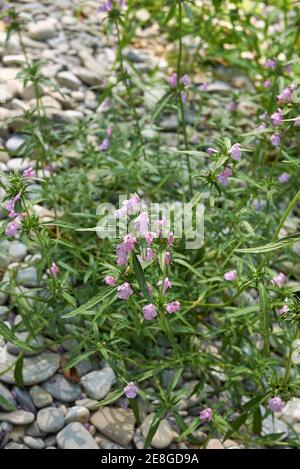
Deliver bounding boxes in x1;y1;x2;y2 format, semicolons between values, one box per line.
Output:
165;251;171;265
268;397;285;413
199;408;212;422
99;0;113;12
155;216;167;228
166;300;181;313
278;172;289;184
145;231;155;245
167;232;174;245
258;124;266;130
263;80;271;88
143;303;157;320
224;270;237;282
119;0;127;8
123;234;137;252
270;109;283;126
3;15;11;25
271;272;286;288
217;167;232;187
168;73;178;87
106;126;113;137
158;277;172;293
114;207;127;219
124;382;138;399
199;82;208;92
122;194;141;215
144;247;155;262
99;138;110;151
117;282;133;300
277;304;289;315
180;74;190;86
226;102;237;112
5;219;21;237
5;193;21;218
23;167;36;178
47;262;59;277
105;275;116;286
181;92;187;103
207;147;217;155
134;212;149;235
230;143;241;161
265;58;276;70
116;235;136;266
277;85;294;103
270;133;281;146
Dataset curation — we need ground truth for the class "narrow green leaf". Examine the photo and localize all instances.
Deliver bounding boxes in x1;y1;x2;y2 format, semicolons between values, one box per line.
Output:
62;288;116;318
236;233;300;254
14;354;24;389
144;408;167;449
132;252;151;301
0;321;33;353
253;407;262;435
63;351;95;370
0;394;16;411
259;282;270;356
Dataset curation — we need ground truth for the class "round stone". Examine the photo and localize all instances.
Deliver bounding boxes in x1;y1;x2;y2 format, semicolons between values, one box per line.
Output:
57;422;98;450
23;436;45;450
29;386;53;408
42;374;81;403
0;410;35;425
80;368;115;400
36;407;65;434
0;350;60;386
141;413;174;449
65;406;90;424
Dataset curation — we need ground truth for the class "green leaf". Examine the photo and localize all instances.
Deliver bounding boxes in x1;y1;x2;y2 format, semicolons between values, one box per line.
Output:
259;282;270;356
167;367;184;393
63;351;95;370
224;412;248;441
0;321;33;353
253;407;262;435
235;233;300;254
14;354;24;389
151;90;173;122
242;393;268;412
144;408;167;449
61;291;77;308
132;252;151;301
173;258;205;279
163;4;176;25
0;394;16;411
62;288;116;318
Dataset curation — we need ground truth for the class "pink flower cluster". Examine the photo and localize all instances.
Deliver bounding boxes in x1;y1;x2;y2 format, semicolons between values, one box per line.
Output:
230;143;241;161
168;73;190;88
271;272;286;288
47;262;60;277
116;234;137;266
99;0;126;13
199;407;212;422
114;194;141;219
218;167;233;187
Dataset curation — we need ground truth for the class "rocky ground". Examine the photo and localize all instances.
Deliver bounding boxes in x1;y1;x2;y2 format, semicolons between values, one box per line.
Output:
0;0;300;450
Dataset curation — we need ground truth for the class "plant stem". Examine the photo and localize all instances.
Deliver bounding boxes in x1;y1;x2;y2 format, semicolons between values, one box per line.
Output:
259;190;300;271
283;326;299;386
115;21;146;159
177;0;193;197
